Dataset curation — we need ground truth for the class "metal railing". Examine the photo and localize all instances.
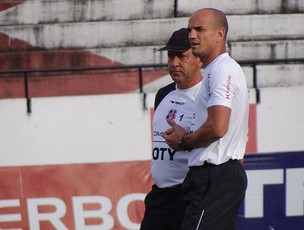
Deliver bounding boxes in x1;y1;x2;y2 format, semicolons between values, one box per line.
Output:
0;64;167;114
0;58;304;114
238;58;304;104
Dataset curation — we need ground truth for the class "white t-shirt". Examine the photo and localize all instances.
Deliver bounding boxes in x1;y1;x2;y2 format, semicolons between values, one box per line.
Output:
151;81;202;188
188;53;249;166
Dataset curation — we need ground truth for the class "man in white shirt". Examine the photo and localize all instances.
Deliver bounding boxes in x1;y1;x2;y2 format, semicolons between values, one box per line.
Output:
163;8;249;230
140;28;202;230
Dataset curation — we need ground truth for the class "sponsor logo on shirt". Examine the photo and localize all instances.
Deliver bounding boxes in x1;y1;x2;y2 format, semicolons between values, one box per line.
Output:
166;109;177;120
226;75;232;99
170;100;185;105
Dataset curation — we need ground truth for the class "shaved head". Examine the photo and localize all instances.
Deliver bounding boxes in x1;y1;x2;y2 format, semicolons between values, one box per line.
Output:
191;8;228;38
187;8;229;66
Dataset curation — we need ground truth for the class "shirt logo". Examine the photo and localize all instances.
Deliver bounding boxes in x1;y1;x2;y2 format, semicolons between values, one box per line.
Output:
207;74;211;97
166;109;177;120
170;100;185;105
226;75;232;99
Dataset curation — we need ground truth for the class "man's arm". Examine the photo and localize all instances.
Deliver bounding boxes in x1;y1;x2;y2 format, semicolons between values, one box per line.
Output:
163;105;231;150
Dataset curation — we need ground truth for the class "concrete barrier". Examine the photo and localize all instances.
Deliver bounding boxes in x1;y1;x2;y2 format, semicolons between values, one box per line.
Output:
229;40;304;61
1;0;303;26
1;14;303;49
0;0;174;25
257;64;304;87
178;0;304;15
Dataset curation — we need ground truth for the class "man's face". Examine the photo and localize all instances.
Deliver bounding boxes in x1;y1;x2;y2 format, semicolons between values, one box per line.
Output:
167;49;201;89
188;11;219;60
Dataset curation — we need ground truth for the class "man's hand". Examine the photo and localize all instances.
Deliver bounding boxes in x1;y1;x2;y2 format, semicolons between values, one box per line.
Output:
162;119;187;150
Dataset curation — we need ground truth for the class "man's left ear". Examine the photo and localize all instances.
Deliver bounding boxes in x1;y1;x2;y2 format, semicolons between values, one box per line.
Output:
218;27;225;40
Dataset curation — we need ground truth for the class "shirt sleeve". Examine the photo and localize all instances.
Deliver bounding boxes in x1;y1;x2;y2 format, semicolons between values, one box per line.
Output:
207;65;236;108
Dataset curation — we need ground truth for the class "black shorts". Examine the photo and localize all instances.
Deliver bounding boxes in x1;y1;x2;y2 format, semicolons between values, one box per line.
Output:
140;184;187;230
181;160;247;230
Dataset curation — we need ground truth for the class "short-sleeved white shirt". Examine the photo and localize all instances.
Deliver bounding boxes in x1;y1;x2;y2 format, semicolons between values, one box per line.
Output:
151;82;201;188
188;53;249;166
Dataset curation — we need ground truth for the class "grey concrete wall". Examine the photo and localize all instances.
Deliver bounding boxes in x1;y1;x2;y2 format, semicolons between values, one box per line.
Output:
1;13;303;48
1;14;303;51
0;0;303;89
177;0;304;15
1;0;304;25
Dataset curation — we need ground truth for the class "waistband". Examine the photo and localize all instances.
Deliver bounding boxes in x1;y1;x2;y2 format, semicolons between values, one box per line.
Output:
190;159;242;169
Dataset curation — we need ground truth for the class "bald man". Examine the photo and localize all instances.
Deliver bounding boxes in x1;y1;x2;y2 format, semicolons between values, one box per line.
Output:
163;8;249;230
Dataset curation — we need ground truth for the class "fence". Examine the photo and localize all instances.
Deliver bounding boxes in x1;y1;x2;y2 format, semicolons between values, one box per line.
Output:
0;58;303;114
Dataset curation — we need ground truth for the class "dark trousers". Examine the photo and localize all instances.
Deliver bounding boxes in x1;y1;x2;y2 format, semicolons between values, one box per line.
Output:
140;184;187;230
181;160;247;230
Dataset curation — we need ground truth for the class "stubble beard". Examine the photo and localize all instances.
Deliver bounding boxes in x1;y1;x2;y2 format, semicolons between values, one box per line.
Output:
192;49;204;59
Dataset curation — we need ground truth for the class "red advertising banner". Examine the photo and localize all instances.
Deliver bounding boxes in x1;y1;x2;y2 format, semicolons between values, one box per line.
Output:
246;104;257;153
1;152;303;230
0;161;153;230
